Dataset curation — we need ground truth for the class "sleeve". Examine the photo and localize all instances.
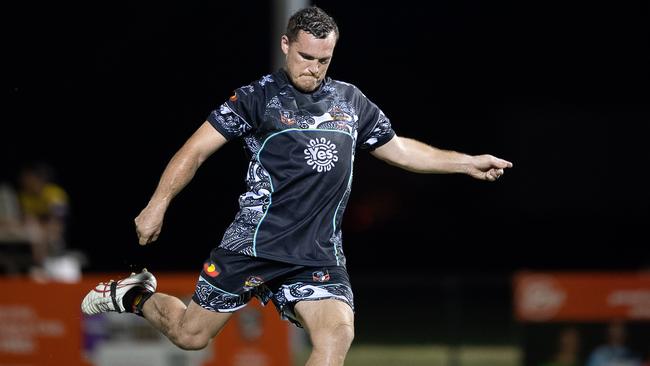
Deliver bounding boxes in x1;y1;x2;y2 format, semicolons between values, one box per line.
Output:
206;84;260;140
355;87;396;151
44;185;69;219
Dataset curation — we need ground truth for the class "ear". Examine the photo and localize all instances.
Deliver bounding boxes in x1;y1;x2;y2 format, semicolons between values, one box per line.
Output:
281;35;289;56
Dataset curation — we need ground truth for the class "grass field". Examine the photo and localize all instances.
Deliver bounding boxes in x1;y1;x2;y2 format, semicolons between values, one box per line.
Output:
294;344;521;366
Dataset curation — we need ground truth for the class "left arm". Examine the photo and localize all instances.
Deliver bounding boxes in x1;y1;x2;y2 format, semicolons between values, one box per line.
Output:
370;136;513;181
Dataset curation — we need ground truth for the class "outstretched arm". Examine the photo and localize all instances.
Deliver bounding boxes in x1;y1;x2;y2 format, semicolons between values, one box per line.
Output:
370;135;513;181
135;122;227;245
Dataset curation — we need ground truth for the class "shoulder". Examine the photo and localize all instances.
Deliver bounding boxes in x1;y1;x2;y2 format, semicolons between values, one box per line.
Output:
328;78;369;101
42;184;68;204
329;78;360;93
232;74;280;101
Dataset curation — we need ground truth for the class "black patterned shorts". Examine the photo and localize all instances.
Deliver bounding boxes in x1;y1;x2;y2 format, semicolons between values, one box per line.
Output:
191;247;354;327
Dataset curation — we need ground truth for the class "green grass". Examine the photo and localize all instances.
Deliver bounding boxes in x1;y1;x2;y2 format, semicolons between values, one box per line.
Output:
294;344;521;366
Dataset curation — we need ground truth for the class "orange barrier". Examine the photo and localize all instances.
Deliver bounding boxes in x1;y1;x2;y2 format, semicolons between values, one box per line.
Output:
514;271;650;322
0;274;290;366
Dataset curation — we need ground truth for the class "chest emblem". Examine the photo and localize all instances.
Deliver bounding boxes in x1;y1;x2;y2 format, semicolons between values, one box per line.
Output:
279;110;296;126
304;138;339;172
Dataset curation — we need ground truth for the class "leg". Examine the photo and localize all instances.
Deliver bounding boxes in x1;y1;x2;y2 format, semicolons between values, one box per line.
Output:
142;295;233;350
81;269;234;351
295;299;354;366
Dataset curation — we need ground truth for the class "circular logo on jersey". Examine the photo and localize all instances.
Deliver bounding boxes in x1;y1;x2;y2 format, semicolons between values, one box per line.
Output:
203;262;221;278
304;138;339;172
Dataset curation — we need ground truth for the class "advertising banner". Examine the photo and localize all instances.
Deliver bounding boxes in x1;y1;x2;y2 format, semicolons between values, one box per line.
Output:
0;274;290;366
514;272;650;322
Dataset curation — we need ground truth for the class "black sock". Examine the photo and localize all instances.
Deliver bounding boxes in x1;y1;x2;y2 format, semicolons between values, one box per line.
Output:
123;287;153;316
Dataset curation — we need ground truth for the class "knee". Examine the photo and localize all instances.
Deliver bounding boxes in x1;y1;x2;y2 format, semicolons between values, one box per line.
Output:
312;321;355;351
337;322;355;346
169;330;210;351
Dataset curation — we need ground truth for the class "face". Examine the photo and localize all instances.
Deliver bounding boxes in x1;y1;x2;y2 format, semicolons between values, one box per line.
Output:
281;30;337;92
20;171;45;194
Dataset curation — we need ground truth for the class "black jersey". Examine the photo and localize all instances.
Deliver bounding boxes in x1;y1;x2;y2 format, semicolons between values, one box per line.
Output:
208;69;394;266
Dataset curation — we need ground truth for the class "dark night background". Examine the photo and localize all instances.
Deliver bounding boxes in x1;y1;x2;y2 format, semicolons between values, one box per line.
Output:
5;1;649;277
4;0;650;351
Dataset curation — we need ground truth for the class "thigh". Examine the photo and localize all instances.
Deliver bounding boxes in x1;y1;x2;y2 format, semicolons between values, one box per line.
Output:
180;299;234;339
294;298;354;334
270;265;354;328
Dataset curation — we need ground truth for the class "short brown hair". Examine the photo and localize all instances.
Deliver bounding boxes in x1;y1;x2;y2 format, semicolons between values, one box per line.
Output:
286;6;339;42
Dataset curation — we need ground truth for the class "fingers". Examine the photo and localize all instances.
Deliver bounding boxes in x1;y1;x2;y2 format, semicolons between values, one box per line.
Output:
135;218;147;246
138;235;156;246
485;168;505;181
137;230;159;246
493;157;513;168
500;159;513;168
136;228;149;246
134;214;162;246
135;224;158;246
478;154;513;170
138;236;149;246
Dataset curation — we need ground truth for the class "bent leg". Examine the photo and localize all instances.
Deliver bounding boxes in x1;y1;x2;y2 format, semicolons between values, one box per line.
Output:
295;299;354;366
142;293;232;350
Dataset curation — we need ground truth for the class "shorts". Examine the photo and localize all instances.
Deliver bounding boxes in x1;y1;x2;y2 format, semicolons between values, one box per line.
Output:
191;247;354;327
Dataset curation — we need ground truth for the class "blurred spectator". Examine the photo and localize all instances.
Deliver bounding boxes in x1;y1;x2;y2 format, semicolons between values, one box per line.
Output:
0;179;33;273
17;162;70;273
540;326;580;366
586;320;641;366
0;181;23;239
1;163;83;280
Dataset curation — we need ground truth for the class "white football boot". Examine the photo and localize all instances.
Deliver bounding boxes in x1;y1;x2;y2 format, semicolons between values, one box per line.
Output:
81;268;157;315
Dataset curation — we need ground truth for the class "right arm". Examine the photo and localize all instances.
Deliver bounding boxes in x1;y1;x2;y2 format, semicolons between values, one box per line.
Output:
135;121;227;245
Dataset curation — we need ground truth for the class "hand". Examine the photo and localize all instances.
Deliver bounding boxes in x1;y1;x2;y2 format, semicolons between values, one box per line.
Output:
467;154;513;181
134;203;166;245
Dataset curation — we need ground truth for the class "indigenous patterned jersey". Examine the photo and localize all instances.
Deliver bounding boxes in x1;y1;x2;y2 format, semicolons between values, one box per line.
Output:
208;69;394;266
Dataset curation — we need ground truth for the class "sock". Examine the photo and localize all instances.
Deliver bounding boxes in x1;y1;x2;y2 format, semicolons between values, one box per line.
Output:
123;287;154;316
